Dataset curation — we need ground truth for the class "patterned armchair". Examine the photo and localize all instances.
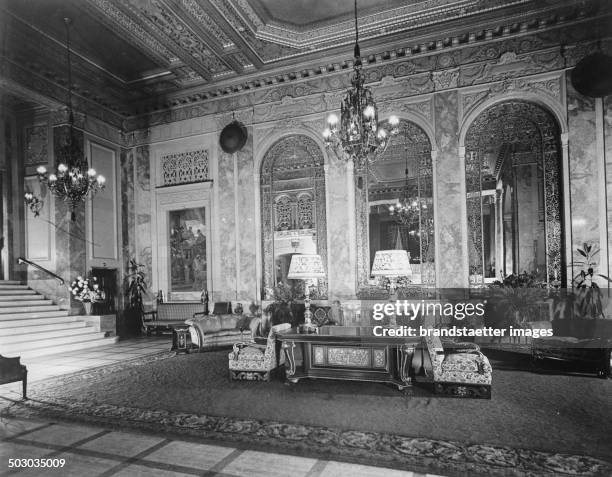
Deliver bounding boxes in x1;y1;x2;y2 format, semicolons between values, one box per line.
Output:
424;334;492;399
228;323;291;381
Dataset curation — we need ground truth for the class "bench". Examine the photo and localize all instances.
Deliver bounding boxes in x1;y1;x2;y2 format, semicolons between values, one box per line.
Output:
0;354;27;399
143;302;206;335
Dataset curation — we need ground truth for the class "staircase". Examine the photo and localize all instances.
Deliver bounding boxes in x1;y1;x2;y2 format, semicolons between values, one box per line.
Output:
0;280;118;360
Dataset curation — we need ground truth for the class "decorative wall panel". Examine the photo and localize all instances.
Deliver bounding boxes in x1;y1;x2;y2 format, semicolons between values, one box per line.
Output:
161;149;209;186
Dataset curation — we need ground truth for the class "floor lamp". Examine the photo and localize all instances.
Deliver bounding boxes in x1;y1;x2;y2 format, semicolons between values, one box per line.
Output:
287;254;326;333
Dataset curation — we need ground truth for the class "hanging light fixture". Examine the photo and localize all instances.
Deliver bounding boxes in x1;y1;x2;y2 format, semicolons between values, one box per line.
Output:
388;129;427;227
24;18;105;221
322;0;399;169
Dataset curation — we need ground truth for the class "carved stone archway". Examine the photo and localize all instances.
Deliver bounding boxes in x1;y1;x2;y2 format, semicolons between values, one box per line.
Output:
260;135;328;299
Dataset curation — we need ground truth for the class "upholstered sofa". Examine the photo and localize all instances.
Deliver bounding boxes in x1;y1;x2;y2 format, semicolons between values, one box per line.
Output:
185;313;252;351
143;302;206;335
531;319;612;378
423;334;492;398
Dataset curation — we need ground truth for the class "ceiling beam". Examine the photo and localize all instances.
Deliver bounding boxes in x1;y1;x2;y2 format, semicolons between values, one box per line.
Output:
201;0;264;69
115;0;213;82
163;0;244;75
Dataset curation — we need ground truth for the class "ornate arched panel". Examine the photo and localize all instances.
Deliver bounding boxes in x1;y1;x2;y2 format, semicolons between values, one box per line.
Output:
260;135;328;299
357;119;435;296
464;100;563;286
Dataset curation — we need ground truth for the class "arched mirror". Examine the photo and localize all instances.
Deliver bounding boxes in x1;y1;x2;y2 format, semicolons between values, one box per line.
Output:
260;135;328;299
464;100;564;287
356;119;435;296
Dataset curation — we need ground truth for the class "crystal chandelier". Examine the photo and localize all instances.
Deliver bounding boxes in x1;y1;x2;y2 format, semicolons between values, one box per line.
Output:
24;18;105;221
322;0;399;168
389;130;427;226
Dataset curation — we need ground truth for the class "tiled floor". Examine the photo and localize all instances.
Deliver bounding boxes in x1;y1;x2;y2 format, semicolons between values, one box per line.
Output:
0;418;441;477
0;337;443;477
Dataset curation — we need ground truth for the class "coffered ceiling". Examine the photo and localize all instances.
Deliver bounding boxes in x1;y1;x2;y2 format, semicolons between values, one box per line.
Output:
0;0;607;125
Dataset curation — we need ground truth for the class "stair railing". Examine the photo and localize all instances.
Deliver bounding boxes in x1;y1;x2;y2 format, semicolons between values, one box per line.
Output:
17;257;65;286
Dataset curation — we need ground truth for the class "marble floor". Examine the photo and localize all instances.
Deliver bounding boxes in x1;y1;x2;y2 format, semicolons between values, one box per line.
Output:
0;337;443;477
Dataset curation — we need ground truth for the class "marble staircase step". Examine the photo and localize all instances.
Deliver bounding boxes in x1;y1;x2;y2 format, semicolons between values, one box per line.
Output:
0;321;87;336
0;305;61;314
0;326;101;345
1;331;110;356
0;310;71;321
0;280;25;285
0;289;38;296
0;295;46;302
13;335;119;360
0;284;29;290
0;315;78;329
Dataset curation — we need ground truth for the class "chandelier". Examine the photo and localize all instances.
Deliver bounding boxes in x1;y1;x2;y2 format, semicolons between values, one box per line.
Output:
389;129;428;226
322;0;399;168
24;18;105;221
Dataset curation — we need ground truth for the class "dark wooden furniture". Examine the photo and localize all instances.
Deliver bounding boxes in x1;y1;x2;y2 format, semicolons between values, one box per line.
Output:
143;302;205;335
276;326;418;390
172;325;192;354
0;354;27;399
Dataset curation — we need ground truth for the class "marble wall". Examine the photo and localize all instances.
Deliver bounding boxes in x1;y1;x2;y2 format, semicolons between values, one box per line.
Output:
433;91;467;288
215;146;238;301
566;78;601;273
234;128;258;301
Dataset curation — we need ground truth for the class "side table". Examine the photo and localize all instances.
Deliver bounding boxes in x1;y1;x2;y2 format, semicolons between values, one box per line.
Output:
172;325;192;354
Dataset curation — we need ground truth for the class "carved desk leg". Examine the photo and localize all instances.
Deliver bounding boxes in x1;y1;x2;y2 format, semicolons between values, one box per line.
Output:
398;344;415;390
282;340;298;383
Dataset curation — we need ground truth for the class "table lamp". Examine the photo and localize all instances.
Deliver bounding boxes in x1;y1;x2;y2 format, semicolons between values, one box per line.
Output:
287;254;326;333
371;250;412;294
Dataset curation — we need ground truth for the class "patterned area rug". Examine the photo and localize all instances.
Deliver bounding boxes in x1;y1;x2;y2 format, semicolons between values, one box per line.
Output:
1;351;610;477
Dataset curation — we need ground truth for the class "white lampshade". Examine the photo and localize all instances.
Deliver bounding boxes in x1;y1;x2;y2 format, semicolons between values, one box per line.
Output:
371;250;412;277
287;254;326;279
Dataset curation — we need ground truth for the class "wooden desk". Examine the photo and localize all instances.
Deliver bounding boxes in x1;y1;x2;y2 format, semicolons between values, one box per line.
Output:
277;326;418;390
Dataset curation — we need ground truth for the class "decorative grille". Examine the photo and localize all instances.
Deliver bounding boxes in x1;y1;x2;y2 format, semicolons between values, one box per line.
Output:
161;149;209;186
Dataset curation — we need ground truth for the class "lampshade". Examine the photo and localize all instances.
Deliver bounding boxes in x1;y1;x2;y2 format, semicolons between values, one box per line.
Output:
371;250;412;277
287;254;326;279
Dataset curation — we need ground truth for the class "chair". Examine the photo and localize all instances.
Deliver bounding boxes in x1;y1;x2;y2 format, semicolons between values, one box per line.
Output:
423;334;492;398
0;354;27;399
228;323;291;381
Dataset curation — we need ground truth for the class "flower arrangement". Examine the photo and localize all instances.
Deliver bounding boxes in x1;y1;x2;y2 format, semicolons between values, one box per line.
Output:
69;276;102;303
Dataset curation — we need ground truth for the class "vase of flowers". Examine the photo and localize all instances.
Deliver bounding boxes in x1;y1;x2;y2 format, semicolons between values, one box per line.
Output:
69;276;102;315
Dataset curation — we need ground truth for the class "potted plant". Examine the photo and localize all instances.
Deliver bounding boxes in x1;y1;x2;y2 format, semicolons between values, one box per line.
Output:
123;259;147;336
572;243;612;319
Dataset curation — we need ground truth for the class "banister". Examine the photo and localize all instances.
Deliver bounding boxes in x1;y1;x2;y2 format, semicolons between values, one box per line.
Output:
17;257;65;286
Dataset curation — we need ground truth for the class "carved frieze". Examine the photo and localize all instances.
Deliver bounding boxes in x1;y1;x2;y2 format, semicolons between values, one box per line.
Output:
373;74;434;101
433;68;460;90
460;74;563;120
254;95;326;122
378;98;433;123
460;48;563;87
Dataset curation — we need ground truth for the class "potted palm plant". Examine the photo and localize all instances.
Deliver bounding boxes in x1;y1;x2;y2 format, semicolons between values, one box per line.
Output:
123;259;147;336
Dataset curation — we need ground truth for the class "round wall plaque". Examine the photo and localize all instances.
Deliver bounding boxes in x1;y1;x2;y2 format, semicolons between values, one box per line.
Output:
219;120;248;153
571;52;612;98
